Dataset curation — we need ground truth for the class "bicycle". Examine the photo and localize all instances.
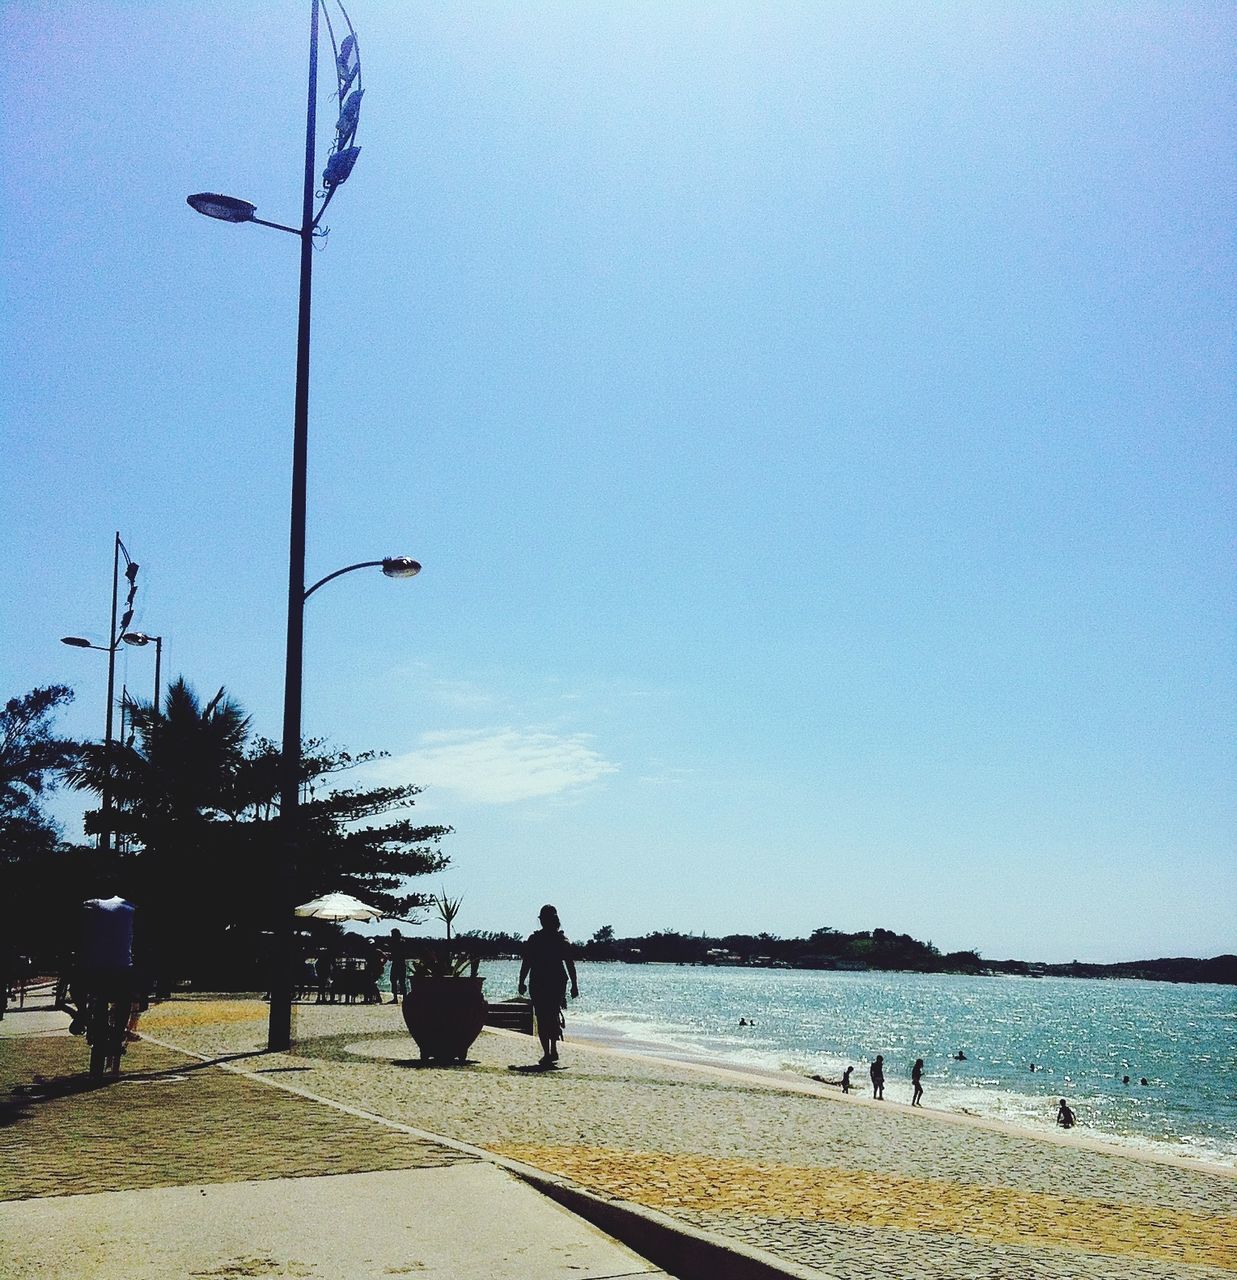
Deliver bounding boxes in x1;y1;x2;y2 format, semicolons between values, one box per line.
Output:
66;976;134;1079
86;990;129;1078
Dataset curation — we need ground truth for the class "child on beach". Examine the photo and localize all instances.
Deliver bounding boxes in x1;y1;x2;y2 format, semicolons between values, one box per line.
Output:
870;1054;885;1099
841;1066;852;1094
1056;1098;1076;1128
911;1058;924;1106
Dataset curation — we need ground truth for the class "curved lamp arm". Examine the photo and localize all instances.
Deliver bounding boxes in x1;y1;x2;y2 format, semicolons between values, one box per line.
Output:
304;557;421;601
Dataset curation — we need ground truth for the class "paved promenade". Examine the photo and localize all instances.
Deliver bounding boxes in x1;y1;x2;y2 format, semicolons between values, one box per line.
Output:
4;994;1235;1279
0;997;667;1279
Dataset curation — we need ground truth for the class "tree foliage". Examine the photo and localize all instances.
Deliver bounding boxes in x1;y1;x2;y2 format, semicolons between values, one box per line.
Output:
0;686;90;960
0;685;79;845
578;924;977;972
67;678;450;983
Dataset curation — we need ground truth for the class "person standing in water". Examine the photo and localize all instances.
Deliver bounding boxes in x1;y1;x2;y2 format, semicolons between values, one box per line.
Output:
870;1054;885;1099
518;904;579;1068
911;1058;924;1106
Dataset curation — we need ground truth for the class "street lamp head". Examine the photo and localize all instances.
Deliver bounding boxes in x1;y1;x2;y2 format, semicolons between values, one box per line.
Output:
122;632;156;647
381;557;421;580
61;636;94;648
187;192;258;223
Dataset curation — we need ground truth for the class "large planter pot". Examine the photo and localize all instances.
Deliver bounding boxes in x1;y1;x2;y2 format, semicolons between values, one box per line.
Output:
402;976;488;1062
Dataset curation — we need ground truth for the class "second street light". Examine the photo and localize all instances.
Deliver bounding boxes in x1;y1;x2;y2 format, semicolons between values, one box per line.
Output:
188;3;395;1052
122;632;164;713
305;556;421;599
271;554;420;1039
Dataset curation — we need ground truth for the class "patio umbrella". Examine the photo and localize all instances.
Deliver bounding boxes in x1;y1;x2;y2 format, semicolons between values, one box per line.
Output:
293;891;384;922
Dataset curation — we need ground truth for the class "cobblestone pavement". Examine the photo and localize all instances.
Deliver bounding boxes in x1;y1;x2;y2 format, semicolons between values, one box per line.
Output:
137;998;1237;1280
0;1033;474;1201
676;1212;1237;1280
493;1145;1237;1279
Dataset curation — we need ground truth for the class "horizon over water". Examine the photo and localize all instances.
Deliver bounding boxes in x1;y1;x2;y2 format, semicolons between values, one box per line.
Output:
478;960;1237;1168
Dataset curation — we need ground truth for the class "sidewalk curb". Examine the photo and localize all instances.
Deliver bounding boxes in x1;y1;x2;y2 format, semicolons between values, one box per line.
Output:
509;1168;825;1280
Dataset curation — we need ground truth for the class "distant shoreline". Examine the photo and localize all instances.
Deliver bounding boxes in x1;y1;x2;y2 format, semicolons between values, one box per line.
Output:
462;927;1237;986
622;957;1237;985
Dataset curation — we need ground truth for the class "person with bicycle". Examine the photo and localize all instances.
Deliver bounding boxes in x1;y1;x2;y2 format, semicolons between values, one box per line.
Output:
68;896;142;1076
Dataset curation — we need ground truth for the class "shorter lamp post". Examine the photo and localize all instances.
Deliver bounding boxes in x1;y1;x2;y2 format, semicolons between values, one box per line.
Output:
122;633;164;713
61;632;125;851
266;554;421;1053
62;629;163;844
63;633;164;719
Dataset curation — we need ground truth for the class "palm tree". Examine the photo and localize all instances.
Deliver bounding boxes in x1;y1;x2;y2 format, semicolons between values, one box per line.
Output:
69;678;251;985
69;677;451;988
71;678;249;843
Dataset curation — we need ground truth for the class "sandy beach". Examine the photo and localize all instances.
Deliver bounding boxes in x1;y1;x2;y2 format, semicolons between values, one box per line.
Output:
127;996;1236;1279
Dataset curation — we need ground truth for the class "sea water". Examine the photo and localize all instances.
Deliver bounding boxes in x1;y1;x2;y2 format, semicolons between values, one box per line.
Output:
477;959;1237;1167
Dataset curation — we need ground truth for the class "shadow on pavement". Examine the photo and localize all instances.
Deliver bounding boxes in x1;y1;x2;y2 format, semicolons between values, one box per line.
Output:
0;1044;276;1128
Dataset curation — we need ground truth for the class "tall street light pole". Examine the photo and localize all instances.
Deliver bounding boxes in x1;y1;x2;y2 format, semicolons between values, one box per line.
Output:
268;0;321;1056
189;2;373;1052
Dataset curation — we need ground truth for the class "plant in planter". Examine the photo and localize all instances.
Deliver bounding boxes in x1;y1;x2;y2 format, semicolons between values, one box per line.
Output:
401;889;487;1062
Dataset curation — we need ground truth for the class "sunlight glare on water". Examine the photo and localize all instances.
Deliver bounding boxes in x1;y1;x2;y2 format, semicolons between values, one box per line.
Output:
479;960;1237;1166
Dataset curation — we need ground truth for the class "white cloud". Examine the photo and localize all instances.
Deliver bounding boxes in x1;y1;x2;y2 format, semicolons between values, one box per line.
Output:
373;727;618;804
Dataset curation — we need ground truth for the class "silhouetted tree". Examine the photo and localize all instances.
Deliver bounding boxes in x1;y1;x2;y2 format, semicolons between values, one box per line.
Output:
582;923;619;960
0;685;88;960
69;679;450;985
458;930;524;959
0;685;80;851
226;734;451;923
68;679;251;982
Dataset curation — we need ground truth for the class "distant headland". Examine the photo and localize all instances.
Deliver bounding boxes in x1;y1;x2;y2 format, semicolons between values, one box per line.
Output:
459;924;1237;986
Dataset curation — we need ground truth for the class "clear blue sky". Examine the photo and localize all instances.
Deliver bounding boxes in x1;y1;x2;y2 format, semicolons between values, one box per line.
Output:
3;2;1233;963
